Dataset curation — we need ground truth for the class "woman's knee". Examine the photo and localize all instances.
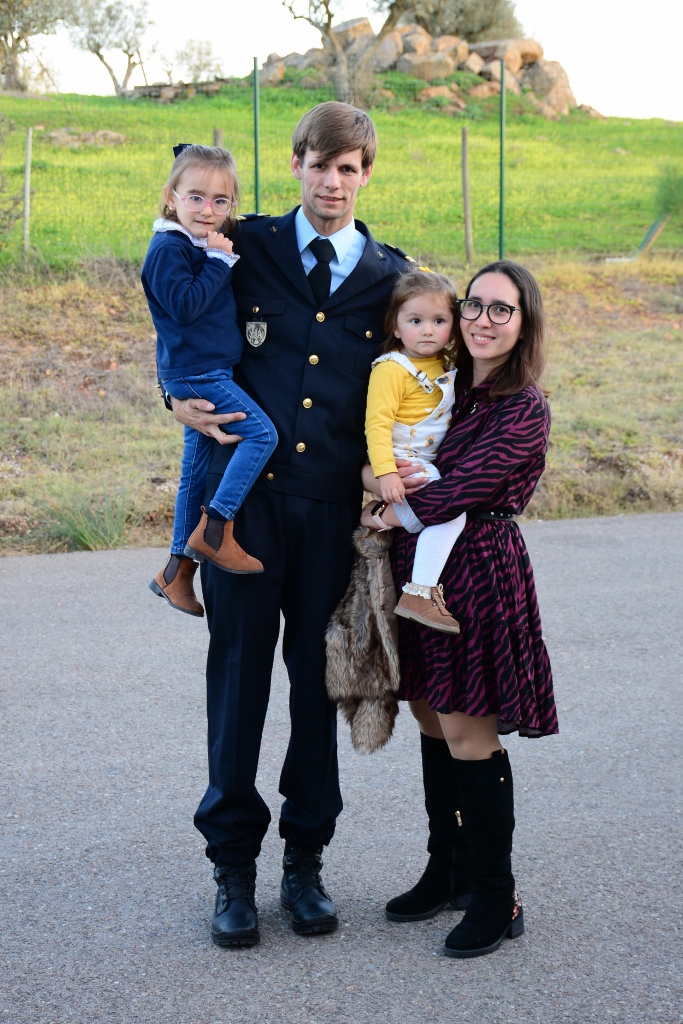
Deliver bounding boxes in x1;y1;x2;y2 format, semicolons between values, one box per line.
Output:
437;711;502;760
409;700;443;738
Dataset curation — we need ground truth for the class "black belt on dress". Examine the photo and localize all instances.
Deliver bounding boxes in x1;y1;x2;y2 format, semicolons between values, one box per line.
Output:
468;508;517;522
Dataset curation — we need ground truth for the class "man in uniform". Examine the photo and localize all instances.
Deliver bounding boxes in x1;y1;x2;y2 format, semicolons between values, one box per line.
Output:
169;101;423;946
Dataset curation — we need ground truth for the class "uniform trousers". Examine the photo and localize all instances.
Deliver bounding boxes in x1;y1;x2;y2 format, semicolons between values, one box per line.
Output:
194;478;357;866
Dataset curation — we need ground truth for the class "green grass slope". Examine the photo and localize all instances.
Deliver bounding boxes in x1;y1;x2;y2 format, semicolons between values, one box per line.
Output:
1;80;682;266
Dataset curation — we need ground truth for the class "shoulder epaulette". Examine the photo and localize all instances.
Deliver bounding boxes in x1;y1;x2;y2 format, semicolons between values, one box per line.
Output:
383;242;431;272
237;213;270;221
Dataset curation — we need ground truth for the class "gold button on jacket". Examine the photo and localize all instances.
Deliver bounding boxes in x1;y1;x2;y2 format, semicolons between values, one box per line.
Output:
302;398;312;409
252;305;260;313
295;442;306;453
266;472;274;480
315;312;325;322
365;330;373;339
308;354;319;365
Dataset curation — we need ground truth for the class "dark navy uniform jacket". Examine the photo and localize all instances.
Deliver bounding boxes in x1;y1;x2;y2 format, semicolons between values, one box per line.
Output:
207;206;412;506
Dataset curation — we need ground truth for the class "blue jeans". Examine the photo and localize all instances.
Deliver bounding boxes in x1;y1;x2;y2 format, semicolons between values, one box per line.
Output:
162;368;278;554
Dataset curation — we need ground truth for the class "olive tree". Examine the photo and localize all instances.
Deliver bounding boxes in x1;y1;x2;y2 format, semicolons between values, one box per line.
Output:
0;0;66;90
68;0;154;95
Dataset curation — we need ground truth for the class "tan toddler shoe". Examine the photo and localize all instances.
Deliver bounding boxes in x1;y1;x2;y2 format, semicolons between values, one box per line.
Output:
394;584;460;634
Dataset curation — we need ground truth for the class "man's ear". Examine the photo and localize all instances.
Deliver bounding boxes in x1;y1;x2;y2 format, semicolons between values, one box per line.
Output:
360;163;374;188
291;153;302;180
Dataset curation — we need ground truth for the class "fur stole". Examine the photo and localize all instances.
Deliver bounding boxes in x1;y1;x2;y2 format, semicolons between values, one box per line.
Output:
325;527;400;753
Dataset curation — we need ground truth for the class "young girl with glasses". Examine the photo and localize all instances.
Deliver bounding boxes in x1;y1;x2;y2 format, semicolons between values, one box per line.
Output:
361;260;557;959
143;144;277;617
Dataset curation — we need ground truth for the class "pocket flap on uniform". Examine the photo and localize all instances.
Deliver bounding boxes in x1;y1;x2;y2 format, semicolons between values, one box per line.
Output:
344;314;382;340
236;296;286;315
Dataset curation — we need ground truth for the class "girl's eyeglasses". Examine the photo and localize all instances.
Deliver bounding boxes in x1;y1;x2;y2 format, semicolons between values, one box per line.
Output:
458;299;521;325
172;190;236;214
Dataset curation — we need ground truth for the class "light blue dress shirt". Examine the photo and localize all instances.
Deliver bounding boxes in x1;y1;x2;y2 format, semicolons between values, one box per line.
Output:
295;206;367;295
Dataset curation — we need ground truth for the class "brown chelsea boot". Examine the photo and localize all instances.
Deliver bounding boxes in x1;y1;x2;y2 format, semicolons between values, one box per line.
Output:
149;555;204;617
184;508;264;574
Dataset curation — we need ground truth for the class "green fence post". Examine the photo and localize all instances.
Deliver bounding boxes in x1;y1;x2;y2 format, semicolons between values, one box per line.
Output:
253;57;260;215
499;60;505;260
23;126;33;255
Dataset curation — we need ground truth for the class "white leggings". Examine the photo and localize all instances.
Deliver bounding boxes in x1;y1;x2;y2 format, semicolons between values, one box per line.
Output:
411;513;467;588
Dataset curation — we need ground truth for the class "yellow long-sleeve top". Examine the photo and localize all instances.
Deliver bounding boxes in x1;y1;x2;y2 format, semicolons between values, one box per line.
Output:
366;354;447;478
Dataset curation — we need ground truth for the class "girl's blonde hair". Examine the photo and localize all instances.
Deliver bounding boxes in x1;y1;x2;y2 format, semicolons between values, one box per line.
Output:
381;268;459;365
160;144;240;234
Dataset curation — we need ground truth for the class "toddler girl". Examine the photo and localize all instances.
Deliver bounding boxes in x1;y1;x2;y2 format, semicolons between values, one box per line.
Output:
143;144;277;617
365;269;465;633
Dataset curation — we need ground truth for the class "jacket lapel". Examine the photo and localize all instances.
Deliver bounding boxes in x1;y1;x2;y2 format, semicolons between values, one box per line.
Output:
322;220;395;310
263;207;315;303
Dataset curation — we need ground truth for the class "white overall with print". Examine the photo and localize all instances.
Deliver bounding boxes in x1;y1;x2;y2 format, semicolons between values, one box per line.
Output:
371;351;466;590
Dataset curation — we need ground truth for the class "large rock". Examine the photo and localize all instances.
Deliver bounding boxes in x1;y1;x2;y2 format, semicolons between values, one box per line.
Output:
368;30;404;72
481;60;521;94
259;58;285;87
462;51;485;75
469;80;500;99
396;51;455;81
433;35;469;63
331;17;374;51
579;103;605;119
402;25;432;54
299;47;333;70
470;38;544;74
345;33;376;61
418;85;452;101
523;60;576;115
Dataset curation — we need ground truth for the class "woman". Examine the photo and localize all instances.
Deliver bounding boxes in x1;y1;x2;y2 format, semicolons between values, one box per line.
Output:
360;260;559;958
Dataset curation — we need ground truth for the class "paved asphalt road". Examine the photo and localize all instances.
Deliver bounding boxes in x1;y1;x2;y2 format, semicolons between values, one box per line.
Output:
1;513;682;1024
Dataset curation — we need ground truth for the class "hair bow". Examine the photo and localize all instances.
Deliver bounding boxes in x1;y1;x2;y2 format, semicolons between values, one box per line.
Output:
173;144;193;158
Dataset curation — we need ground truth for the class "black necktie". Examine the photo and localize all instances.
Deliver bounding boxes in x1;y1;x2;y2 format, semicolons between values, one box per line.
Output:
307;237;336;306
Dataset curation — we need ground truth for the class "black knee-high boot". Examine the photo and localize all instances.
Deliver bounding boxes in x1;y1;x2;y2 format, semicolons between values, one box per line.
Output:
386;733;472;921
444;749;524;958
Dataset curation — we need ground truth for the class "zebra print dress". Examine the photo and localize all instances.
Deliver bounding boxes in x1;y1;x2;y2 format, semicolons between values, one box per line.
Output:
391;379;559;738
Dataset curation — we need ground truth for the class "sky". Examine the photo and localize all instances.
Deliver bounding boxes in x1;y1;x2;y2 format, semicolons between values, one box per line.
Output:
26;0;683;121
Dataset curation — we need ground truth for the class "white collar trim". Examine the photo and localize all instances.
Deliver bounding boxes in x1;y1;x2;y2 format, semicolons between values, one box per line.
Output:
153;218;208;248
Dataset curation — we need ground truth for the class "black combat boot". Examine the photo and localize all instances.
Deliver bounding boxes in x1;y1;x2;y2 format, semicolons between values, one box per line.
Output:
211;862;260;947
385;733;472;922
280;844;339;935
444;749;525;958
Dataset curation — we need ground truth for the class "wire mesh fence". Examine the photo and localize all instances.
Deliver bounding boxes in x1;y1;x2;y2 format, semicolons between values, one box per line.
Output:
1;84;682;269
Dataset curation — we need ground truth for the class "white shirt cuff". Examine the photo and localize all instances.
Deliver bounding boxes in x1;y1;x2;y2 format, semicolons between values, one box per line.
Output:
206;250;240;267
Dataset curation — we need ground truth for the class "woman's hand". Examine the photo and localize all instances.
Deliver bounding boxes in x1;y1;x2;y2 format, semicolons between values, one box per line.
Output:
207;231;234;254
170;396;246;444
360;501;402;531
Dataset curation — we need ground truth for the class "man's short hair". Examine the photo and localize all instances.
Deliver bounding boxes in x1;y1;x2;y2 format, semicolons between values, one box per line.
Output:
292;101;377;169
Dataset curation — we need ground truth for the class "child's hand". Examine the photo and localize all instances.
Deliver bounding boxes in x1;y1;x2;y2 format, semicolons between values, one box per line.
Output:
207;231;234;254
379;472;406;504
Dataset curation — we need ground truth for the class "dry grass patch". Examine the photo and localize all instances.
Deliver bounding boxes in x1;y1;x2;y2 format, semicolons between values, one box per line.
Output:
0;256;682;554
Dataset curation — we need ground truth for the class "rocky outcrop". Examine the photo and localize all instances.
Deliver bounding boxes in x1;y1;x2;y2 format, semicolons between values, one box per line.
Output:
254;27;579;120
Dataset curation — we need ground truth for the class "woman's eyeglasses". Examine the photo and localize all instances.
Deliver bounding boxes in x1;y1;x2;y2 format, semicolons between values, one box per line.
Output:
172;190;236;214
458;299;521;325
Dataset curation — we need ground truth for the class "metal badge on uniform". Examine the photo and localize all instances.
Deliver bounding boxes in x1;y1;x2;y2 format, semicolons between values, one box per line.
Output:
246;322;267;347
